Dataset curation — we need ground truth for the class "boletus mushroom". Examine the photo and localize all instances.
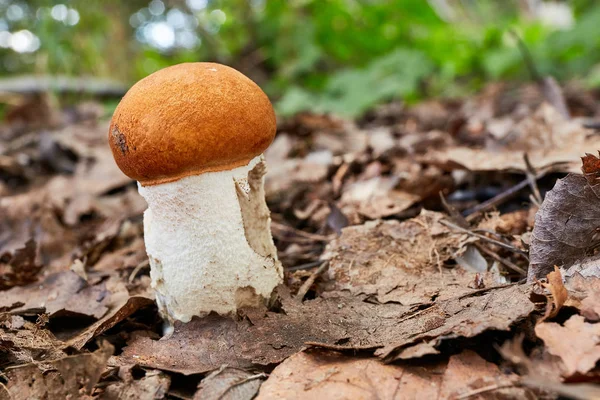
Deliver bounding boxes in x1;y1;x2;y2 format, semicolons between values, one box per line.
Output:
108;63;283;323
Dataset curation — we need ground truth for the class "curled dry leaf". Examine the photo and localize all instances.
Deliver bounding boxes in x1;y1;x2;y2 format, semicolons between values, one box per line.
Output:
257;350;529;400
535;315;600;377
66;295;154;350
581;152;600;186
529;173;600;281
0;239;41;290
538;266;568;321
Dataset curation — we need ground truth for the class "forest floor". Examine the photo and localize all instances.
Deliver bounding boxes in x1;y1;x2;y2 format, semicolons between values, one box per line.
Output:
1;80;600;399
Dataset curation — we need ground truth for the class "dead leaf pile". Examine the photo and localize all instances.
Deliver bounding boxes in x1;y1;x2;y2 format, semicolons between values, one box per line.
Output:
1;81;600;398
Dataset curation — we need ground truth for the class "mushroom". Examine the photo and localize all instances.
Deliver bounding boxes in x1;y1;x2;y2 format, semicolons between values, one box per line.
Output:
108;63;283;323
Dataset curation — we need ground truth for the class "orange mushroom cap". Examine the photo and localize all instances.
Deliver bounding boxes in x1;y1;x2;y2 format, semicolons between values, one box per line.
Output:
109;62;276;186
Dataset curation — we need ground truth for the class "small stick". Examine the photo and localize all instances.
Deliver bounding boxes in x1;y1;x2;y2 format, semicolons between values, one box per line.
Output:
271;221;333;242
286;260;323;271
465;166;550;220
456;383;517;399
464;179;529;220
128;260;149;284
523;154;542;205
439;192;469;227
304;341;381;351
296;261;329;301
474;243;526;276
440;219;528;257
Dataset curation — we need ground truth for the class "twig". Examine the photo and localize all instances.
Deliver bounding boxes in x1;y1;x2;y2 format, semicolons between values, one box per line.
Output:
464;166;549;220
296;261;329;301
456;383;517;399
0;75;126;96
523;154;542;205
439;192;469;227
440;219;528;256
457;283;515;300
464;179;530;220
128;260;149;284
396;306;434;324
474;243;526;276
304;341;381;351
271;221;333;242
286;260;323;271
583;120;600;130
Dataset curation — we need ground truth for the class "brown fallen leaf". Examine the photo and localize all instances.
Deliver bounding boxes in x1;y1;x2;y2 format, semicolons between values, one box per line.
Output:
374;285;535;361
564;273;600;321
99;369;170;400
529;173;600;281
538;266;568;321
66;295;154;350
256;350;529;400
194;367;264;400
0;313;66;367
535;315;600;377
426;103;599;175
0;239;41;290
0;271;113;319
0;188;78;270
112;284;534;374
323;210;478;305
339;176;421;219
50;122;132;196
3;340;113;399
581;152;600;186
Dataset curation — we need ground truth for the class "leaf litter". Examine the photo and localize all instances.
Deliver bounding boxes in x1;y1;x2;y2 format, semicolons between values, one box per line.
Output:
0;81;599;398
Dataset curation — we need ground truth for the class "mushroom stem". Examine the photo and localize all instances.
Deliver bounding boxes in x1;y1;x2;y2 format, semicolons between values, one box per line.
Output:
138;156;282;322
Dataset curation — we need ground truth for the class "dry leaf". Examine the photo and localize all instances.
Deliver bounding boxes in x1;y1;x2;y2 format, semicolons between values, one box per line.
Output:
0;315;66;367
0;239;41;290
3;341;113;399
564;273;600;321
323;210;477;305
194;367;264;400
535;315;600;377
100;370;170;400
0;271;113;319
112;284;534;373
257;350;527;400
539;266;568;320
529;173;600;280
427;103;599;174
67;295;154;350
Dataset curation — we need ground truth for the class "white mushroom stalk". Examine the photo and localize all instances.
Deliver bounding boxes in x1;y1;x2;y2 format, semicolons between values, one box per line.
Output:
138;156;282;322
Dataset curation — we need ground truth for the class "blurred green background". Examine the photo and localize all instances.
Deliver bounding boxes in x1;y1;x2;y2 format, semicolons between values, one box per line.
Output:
1;0;599;117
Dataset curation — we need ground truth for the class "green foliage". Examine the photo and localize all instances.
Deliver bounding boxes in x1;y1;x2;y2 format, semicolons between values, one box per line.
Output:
278;49;433;117
1;0;600;117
